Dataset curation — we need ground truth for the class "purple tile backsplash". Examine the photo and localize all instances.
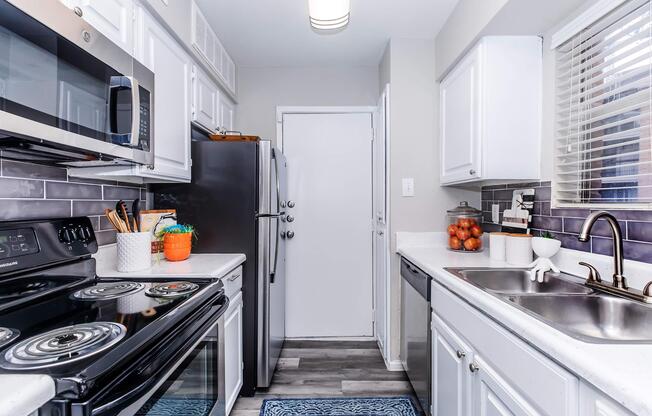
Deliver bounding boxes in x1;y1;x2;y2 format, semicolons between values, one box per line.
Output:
0;155;145;246
481;181;652;264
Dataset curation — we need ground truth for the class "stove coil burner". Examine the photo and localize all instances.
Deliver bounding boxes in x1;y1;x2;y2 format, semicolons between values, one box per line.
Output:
0;281;49;301
145;281;199;298
73;282;145;300
0;327;20;349
0;322;126;370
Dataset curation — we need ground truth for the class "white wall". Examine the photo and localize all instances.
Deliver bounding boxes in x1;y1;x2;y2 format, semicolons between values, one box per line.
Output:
382;38;480;362
235;66;379;141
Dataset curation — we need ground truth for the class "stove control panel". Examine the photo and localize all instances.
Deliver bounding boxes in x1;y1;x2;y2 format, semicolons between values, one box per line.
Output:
0;228;39;258
0;217;98;275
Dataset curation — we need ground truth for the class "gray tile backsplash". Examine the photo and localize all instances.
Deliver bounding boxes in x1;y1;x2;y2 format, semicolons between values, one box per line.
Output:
0;156;145;245
481;181;652;263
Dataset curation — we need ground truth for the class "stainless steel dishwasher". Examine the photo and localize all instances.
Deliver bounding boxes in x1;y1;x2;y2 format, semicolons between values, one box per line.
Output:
400;258;431;416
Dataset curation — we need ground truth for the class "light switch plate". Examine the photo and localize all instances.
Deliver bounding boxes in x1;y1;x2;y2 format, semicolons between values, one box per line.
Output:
492;204;500;223
402;178;415;197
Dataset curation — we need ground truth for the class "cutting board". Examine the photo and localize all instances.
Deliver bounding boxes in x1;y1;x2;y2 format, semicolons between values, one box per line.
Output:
209;133;260;142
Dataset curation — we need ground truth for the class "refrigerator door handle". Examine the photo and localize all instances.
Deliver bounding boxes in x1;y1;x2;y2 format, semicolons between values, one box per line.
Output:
256;212;284;218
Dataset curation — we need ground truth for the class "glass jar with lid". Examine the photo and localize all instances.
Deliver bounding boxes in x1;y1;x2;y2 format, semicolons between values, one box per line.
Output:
446;201;484;252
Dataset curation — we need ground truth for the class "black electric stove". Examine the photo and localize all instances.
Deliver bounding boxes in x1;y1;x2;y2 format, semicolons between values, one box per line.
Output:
0;218;229;416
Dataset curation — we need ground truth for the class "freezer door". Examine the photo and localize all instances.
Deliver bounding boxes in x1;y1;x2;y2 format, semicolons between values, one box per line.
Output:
256;142;287;388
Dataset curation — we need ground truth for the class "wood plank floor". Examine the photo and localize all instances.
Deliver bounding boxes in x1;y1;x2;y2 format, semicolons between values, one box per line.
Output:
231;340;419;416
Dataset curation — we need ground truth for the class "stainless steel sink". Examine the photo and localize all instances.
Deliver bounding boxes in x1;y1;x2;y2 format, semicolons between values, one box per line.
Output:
445;267;652;343
505;295;652;343
445;268;593;295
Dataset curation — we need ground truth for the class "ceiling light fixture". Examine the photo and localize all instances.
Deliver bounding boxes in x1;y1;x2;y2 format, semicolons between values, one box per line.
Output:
308;0;350;31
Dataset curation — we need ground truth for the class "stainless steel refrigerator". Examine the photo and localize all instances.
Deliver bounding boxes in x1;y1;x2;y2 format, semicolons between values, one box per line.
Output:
152;139;287;395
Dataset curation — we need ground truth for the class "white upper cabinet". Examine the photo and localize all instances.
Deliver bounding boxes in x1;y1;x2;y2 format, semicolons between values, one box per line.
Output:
219;96;235;132
60;0;134;54
135;5;192;181
191;0;236;94
440;37;542;186
192;65;219;132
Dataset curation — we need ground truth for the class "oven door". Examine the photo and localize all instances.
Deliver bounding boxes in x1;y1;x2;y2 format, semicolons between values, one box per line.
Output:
0;0;154;165
80;299;228;416
115;317;225;416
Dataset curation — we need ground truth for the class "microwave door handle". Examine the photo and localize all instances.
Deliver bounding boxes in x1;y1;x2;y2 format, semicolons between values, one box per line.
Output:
127;76;140;147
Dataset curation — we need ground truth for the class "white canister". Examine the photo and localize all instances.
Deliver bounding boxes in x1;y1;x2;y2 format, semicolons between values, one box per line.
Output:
489;232;509;261
116;232;152;272
505;234;533;266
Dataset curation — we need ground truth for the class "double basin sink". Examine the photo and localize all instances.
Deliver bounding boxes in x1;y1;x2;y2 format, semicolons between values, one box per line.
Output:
444;268;652;344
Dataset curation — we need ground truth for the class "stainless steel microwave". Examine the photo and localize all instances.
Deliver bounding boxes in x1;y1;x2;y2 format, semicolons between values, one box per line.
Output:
0;0;154;166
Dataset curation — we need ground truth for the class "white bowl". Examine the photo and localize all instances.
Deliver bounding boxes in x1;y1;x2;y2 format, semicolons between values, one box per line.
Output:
532;236;561;259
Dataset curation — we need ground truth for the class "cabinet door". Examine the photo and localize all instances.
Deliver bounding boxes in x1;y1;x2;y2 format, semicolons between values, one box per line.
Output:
63;0;134;54
440;43;482;185
432;313;472;416
224;291;244;415
579;383;635;416
471;355;539;416
135;6;192;181
220;97;235;132
192;65;218;132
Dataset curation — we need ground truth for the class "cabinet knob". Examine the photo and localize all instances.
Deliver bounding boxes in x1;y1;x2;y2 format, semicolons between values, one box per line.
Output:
286;231;295;239
469;169;476;175
73;6;83;17
286;215;295;223
287;200;296;208
469;362;480;373
456;350;466;359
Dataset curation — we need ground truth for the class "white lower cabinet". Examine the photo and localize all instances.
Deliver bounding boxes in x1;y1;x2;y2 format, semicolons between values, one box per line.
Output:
432;279;578;416
579;383;635;416
431;278;636;416
432;314;472;416
471;354;539;416
223;268;244;416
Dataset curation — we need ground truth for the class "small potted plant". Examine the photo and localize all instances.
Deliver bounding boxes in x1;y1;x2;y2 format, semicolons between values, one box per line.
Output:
532;231;562;259
157;224;195;262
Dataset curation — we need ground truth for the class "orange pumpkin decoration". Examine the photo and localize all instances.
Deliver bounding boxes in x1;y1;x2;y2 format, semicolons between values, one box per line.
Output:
163;232;192;262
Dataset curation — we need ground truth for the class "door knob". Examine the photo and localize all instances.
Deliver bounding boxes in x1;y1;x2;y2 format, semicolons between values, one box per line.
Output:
287;200;296;208
286;215;295;223
286;231;295;239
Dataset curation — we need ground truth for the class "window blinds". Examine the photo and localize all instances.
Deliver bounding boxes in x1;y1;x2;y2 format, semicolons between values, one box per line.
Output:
555;0;652;205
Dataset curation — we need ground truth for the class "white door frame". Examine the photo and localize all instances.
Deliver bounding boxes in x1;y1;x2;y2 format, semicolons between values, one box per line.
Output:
276;106;378;341
373;84;396;370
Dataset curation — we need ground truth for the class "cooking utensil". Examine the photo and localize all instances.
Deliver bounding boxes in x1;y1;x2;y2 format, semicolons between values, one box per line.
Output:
105;209;129;233
117;200;132;233
132;199;141;232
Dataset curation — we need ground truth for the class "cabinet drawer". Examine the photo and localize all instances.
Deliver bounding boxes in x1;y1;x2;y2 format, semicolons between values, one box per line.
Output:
222;266;243;299
432;281;578;416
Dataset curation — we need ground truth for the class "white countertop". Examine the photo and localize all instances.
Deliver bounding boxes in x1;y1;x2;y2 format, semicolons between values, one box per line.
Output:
397;232;652;416
0;375;55;416
94;245;246;279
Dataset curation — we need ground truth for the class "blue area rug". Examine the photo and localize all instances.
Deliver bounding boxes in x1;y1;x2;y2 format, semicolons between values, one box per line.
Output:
260;397;421;416
135;398;216;416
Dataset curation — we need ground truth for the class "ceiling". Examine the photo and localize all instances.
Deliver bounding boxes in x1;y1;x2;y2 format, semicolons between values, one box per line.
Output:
197;0;459;67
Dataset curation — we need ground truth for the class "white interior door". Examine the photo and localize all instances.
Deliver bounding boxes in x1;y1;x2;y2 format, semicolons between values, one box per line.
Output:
283;111;374;338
